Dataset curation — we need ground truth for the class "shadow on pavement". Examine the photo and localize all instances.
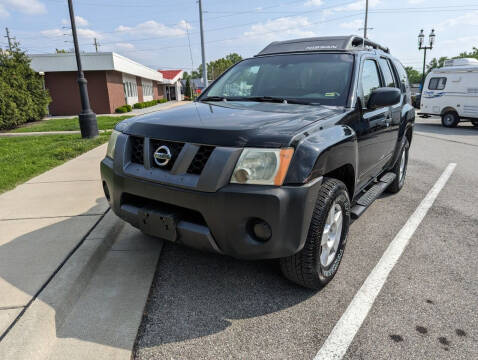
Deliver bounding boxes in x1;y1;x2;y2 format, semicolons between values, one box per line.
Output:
134;241;316;350
0;199;111;341
415;121;478;137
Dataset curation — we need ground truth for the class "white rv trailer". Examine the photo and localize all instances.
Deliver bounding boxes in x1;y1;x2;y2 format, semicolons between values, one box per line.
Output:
419;58;478;127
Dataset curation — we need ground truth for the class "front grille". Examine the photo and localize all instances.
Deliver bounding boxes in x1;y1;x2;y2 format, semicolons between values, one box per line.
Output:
128;136;214;175
130;136;144;164
187;146;215;174
150;139;184;170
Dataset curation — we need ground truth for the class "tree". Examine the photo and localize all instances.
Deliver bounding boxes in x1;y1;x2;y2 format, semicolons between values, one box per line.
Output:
405;66;422;84
457;47;478;60
189;53;243;81
423;46;478;76
426;56;449;74
184;78;192;99
0;42;50;130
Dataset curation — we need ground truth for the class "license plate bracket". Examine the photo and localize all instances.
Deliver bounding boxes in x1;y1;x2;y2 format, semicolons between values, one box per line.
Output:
138;207;178;241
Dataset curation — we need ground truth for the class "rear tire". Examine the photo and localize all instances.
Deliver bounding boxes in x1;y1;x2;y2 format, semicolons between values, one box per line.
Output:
441;111;459;128
387;139;409;194
280;178;350;289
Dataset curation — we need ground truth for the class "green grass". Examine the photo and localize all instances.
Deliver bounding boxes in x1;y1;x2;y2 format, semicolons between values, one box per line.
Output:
10;115;132;133
0;133;110;193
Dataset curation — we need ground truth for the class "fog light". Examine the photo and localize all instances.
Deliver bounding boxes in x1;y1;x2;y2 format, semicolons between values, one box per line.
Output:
102;181;111;202
251;219;272;242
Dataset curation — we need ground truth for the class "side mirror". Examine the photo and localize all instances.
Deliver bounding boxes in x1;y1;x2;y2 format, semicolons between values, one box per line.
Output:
367;87;401;110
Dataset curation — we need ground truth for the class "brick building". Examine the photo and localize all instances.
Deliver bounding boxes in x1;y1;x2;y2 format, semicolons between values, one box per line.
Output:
30;52;181;116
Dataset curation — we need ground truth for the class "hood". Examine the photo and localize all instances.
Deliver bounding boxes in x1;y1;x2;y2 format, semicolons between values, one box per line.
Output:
119;101;344;147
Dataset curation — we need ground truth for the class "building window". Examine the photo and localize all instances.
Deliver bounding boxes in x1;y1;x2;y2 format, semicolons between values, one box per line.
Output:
428;77;447;90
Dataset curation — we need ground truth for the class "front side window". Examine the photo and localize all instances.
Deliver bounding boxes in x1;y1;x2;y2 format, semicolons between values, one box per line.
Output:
202;53;354;106
428;77;447;90
361;59;382;104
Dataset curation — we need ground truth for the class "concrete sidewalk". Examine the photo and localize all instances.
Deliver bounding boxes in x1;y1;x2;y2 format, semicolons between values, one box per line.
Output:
0;143;163;359
0;144;109;328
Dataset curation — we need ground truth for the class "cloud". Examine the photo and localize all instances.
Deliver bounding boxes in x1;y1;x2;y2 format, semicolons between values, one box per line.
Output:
436;11;478;30
40;29;63;38
340;19;363;29
408;0;426;4
41;27;102;40
324;0;381;15
115;42;135;51
0;4;9;17
77;28;101;40
304;0;322;6
115;20;191;37
243;16;316;40
61;16;89;27
0;0;46;15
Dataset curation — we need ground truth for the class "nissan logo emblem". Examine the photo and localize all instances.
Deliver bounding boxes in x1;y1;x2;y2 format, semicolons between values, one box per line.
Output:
153;145;172;167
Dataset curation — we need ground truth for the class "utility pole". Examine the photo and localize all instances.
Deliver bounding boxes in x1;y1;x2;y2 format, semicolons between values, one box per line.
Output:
198;0;208;87
364;0;369;38
93;38;100;53
4;27;13;50
67;0;98;138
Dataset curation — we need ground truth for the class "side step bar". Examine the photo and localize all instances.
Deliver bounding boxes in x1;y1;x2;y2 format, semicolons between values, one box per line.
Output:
350;172;396;219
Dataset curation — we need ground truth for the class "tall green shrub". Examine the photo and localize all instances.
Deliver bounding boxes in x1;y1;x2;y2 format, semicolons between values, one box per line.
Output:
0;43;51;130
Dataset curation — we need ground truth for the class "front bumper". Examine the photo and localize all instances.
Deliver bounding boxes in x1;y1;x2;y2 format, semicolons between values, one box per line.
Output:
101;158;322;260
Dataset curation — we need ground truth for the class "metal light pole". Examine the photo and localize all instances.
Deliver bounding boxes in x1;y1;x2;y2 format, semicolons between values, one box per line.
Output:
67;0;98;138
418;29;436;93
198;0;208;88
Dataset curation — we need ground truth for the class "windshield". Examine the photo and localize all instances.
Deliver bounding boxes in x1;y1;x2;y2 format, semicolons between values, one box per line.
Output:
201;53;354;106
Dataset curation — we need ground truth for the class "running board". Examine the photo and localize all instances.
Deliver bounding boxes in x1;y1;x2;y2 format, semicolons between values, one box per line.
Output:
351;172;396;219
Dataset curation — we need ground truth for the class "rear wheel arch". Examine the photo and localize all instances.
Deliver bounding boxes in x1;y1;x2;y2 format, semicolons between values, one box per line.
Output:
441;106;458;116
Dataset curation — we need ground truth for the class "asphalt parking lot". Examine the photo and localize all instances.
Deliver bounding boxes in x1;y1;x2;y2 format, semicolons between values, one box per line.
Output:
133;116;478;360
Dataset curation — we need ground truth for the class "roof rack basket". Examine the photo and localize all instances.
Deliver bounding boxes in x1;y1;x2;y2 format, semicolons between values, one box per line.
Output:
348;36;389;53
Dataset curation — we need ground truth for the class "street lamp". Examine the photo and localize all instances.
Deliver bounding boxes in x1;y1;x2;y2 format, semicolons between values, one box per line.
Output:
67;0;98;138
418;29;436;92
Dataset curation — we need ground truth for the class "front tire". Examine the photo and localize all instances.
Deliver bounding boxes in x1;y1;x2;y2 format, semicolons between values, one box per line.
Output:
280;178;350;289
441;111;459;128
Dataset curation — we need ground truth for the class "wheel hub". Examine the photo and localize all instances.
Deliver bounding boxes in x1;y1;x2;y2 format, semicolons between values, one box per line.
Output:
320;202;343;267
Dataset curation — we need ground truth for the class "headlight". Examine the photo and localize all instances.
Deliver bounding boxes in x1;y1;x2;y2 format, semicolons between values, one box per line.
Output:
231;148;294;185
106;130;121;159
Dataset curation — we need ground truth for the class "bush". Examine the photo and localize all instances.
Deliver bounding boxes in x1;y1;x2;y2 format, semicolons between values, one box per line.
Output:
115;104;132;113
133;99;162;109
159;98;168;103
0;44;51;130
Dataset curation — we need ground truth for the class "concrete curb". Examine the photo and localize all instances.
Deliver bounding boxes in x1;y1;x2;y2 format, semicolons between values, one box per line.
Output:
0;209;125;360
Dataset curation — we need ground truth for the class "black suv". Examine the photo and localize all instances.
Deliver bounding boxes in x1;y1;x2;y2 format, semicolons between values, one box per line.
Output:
101;36;414;289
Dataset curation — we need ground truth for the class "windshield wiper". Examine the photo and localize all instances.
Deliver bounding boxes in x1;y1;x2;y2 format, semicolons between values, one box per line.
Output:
200;96;228;102
241;96;320;105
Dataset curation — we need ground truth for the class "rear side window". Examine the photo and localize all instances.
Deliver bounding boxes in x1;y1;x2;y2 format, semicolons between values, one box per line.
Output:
361;59;382;104
393;60;411;103
379;58;397;88
428;77;447;90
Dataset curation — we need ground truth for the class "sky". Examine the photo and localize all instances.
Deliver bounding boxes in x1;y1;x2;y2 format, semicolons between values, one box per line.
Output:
1;0;478;72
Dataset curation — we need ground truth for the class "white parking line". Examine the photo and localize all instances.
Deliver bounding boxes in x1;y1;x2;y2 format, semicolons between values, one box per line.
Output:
314;163;457;360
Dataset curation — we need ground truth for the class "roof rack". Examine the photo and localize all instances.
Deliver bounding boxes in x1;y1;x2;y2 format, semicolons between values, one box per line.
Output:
256;35;389;56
